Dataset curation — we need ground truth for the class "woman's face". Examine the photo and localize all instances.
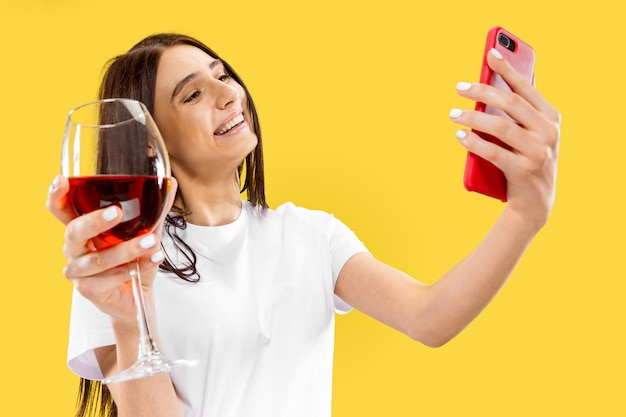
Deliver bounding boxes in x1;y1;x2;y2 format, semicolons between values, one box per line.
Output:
153;44;258;180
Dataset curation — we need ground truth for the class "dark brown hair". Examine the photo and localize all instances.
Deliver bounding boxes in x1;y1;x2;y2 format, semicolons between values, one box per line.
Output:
99;32;267;208
98;33;267;283
77;33;267;417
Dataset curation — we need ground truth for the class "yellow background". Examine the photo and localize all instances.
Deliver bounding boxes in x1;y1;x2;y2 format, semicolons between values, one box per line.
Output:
1;1;624;415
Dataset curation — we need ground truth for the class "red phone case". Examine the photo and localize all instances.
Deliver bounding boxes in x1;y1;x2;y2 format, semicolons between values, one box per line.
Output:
463;27;536;201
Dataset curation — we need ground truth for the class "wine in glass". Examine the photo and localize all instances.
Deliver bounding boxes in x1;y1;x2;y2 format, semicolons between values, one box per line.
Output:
61;98;196;384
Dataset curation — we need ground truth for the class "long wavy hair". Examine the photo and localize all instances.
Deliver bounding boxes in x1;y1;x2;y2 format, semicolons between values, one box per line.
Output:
76;33;267;417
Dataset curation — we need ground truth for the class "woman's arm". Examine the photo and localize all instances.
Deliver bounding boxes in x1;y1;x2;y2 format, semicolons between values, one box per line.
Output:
47;175;184;417
335;49;560;347
95;301;182;417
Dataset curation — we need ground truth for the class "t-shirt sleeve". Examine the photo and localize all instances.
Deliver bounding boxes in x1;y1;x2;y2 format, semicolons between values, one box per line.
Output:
67;287;115;380
327;214;370;314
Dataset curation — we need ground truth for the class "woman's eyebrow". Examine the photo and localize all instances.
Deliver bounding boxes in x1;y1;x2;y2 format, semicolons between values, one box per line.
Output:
210;59;223;70
170;60;224;102
171;72;199;102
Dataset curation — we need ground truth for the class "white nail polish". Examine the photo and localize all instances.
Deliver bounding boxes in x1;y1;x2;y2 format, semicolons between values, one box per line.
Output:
456;82;471;91
456;130;467;140
151;251;165;263
490;48;503;60
140;234;157;249
102;206;118;222
449;108;463;119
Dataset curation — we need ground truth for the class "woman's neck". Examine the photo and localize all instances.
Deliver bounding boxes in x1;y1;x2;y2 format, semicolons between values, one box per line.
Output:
174;174;243;226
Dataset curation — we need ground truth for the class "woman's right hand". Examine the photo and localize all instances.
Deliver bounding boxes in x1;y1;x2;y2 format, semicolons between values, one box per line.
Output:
46;175;171;322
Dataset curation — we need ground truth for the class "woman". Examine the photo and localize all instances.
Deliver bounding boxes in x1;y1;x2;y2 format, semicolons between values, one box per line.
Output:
46;33;560;417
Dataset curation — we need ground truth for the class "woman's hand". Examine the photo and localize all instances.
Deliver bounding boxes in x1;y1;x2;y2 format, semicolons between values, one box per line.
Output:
46;175;175;321
451;48;561;230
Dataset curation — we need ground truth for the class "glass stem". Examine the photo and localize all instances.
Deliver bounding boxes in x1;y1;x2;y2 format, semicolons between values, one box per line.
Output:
128;260;160;358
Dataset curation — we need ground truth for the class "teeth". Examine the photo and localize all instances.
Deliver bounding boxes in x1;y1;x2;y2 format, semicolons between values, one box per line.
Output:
216;114;244;135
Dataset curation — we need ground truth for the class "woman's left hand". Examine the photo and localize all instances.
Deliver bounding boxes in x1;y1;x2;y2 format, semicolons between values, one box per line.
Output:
451;48;561;230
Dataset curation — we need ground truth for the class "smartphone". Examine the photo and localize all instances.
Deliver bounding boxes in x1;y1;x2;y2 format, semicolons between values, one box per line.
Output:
463;27;536;201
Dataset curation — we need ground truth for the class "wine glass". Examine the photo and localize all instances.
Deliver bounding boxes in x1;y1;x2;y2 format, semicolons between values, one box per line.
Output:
61;98;196;384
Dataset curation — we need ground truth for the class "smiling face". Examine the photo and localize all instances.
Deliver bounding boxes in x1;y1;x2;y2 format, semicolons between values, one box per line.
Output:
153;44;258;181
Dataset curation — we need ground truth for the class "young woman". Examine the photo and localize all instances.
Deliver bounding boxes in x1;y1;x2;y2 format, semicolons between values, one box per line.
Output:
46;33;560;417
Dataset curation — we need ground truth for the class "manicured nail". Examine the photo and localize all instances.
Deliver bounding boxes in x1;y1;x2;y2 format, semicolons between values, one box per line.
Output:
449;108;463;119
490;48;503;60
139;234;157;249
102;206;118;222
151;251;165;263
456;130;467;141
51;175;60;191
456;82;471;91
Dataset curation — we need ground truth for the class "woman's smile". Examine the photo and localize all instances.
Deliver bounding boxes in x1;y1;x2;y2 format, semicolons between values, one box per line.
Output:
214;112;246;136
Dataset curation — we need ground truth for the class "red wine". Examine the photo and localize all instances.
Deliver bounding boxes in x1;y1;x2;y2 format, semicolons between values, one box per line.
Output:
68;175;171;247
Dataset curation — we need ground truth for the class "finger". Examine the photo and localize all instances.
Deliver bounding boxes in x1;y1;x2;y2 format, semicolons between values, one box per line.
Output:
455;129;517;173
455;79;560;153
455;80;543;134
46;175;76;225
485;50;560;124
63;206;123;258
68;264;133;302
449;107;531;153
68;245;164;298
64;232;162;279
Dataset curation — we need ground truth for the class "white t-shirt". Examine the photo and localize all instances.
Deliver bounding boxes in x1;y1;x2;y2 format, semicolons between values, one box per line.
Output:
67;201;369;417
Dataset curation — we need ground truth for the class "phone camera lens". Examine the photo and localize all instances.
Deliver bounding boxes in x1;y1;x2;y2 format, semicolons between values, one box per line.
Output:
497;33;516;52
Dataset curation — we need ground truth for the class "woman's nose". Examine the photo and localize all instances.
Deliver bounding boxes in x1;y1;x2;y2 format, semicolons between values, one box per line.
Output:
215;83;238;109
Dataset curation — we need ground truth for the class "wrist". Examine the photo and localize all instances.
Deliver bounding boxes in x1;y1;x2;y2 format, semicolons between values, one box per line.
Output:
501;204;546;238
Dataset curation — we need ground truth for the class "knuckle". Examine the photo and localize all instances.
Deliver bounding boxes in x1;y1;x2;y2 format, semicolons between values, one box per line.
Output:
89;251;107;270
548;108;562;125
491;118;512;138
549;122;561;144
64;214;95;244
538;117;561;146
481;145;500;164
501;92;521;110
73;280;101;301
525;142;553;173
62;242;71;259
64;221;79;243
62;264;74;280
539;142;552;160
63;257;84;280
109;266;128;284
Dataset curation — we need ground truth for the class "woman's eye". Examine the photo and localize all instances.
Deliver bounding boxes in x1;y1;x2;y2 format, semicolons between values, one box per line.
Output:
184;91;201;103
218;74;231;83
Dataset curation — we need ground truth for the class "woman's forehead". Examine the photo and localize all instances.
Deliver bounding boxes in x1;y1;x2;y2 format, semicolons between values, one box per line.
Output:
160;44;216;73
156;44;219;95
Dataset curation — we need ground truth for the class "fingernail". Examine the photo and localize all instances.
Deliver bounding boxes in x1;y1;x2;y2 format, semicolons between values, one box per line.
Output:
151;251;165;263
456;130;467;141
140;234;157;249
449;108;463;119
456;82;472;91
102;206;118;222
490;48;503;60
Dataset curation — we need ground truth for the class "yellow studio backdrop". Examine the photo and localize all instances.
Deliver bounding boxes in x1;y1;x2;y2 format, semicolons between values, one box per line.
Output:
0;1;623;416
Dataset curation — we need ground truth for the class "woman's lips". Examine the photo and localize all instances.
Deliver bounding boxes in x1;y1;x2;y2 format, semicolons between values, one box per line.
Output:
215;113;245;136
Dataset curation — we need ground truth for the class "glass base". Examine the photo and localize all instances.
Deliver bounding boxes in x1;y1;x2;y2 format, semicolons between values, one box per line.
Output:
101;355;196;384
